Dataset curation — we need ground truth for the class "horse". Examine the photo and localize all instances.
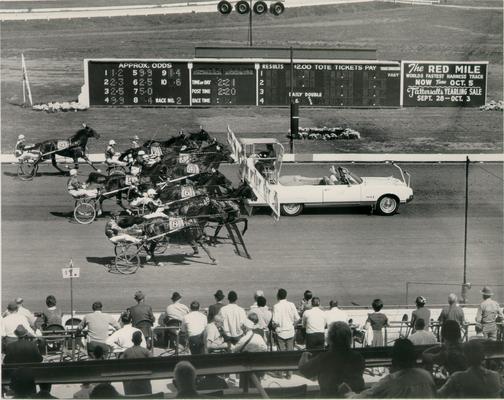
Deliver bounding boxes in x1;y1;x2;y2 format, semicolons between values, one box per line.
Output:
143;215;217;266
142;128;212;154
86;172;135;212
33;124;100;173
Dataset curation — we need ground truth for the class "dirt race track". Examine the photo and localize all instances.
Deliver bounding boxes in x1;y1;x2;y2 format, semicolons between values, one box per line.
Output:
1;162;502;312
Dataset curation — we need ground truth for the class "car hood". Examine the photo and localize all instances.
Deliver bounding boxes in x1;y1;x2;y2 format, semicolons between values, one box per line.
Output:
361;176;406;186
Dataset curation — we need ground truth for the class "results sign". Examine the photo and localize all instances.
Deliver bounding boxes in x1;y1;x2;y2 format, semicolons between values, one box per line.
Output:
402;61;487;107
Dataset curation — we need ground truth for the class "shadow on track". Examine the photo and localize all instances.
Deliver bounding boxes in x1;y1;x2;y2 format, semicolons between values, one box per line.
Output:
50;210;112;222
3;171;65;178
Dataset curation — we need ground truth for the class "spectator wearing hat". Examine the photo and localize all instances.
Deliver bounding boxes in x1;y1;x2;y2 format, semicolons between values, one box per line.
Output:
204;314;228;354
181;301;207;355
476;286;503;341
302;297;327;350
438;340;503;398
438;293;466;329
166;292;190;323
41;295;63;330
365;299;389;347
218;291;247;344
207;290;225;323
4;325;43;364
2;302;38;346
106;312;146;353
408;319;437;346
122;331;152;396
128;290;155;349
410;296;430;334
78;301;121;359
299;321;365;397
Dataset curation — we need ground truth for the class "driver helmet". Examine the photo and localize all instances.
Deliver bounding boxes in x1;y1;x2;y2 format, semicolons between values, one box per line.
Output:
137;150;146;156
180;145;187;152
109;139;116;146
69;169;78;176
18;134;25;141
147;189;156;198
130;166;140;176
132;135;139;141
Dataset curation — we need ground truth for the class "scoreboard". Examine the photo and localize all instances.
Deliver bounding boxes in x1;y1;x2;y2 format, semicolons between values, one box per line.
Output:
81;59;487;108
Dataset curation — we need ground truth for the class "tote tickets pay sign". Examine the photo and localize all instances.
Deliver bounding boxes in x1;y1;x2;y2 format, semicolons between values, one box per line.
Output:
402;61;487;107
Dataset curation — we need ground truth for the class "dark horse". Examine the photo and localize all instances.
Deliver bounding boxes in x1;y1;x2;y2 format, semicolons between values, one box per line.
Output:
142;128;212;154
33;124;100;173
86;172;134;212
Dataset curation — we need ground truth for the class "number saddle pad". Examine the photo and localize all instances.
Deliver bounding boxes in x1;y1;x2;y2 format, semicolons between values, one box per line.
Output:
178;154;191;164
168;217;185;231
180;185;196;199
56;140;70;150
186;164;199;174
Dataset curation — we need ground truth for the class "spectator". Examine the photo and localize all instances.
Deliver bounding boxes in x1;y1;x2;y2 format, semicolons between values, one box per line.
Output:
4;325;43;364
272;288;300;379
410;296;430;333
218;290;247;344
122;331;152;396
166;292;190;322
408;319;437;346
246;313;265;338
89;383;121;399
73;383;94;399
438;293;465;329
302;297;326;350
204;314;228;354
78;301;120;359
232;319;267;353
325;300;349;327
128;290;155;349
207;289;225;323
250;290;264;309
343;338;435;398
106;312;146;352
2;302;38;345
41;295;63;329
475;286;503;341
423;320;468;375
298;290;313;315
469;324;485;341
181;301;207;355
15;297;37;328
299;321;365;397
10;367;37;399
365;299;389;347
35;383;57;399
438;340;503;398
251;296;272;336
173;361;199;399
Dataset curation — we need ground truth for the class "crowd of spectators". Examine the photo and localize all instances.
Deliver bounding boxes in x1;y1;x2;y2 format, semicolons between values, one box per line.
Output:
1;286;503;398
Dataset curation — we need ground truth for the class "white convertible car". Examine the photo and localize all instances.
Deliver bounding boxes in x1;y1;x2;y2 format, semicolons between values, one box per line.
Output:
250;164;414;216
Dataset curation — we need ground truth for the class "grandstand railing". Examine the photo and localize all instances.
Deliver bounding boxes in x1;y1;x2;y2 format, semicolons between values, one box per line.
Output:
3;342;503;387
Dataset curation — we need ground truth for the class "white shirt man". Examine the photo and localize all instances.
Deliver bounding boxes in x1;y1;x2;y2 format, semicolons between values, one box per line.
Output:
106;323;146;351
408;319;437;346
204;315;227;354
2;310;37;339
302;297;326;350
272;289;300;342
181;309;207;338
218;291;246;342
166;293;190;322
231;320;267;353
325;301;349;327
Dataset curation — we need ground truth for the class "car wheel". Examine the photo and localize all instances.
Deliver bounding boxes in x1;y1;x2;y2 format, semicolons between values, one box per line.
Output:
280;203;303;216
376;195;399;216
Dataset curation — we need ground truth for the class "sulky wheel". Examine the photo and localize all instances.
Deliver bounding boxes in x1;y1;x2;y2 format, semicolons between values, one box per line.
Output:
17;162;38;181
376;195;399;216
114;243;140;275
74;200;96;224
107;165;126;176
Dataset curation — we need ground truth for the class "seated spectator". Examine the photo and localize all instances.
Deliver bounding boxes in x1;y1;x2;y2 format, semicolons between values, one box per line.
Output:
166;292;190;323
2;302;38;346
299;321;365;397
181;301;207;355
247;313;266;339
204;314;227;354
365;299;389;347
342;338;435;398
122;331;152;396
89;383;121;399
408;319;437;346
41;295;63;330
10;367;37;399
173;361;199;399
438;293;465;330
423;319;467;375
231;319;267;353
106;312;146;352
438;340;503;398
78;301;120;359
4;325;43;364
207;290;225;323
35;383;57;399
410;296;430;334
302;297;326;350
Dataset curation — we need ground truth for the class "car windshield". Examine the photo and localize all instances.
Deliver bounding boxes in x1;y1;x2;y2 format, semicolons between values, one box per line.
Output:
344;168;363;184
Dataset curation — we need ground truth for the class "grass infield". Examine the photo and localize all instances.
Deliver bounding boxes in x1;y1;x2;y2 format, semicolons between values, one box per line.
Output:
1;1;502;153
